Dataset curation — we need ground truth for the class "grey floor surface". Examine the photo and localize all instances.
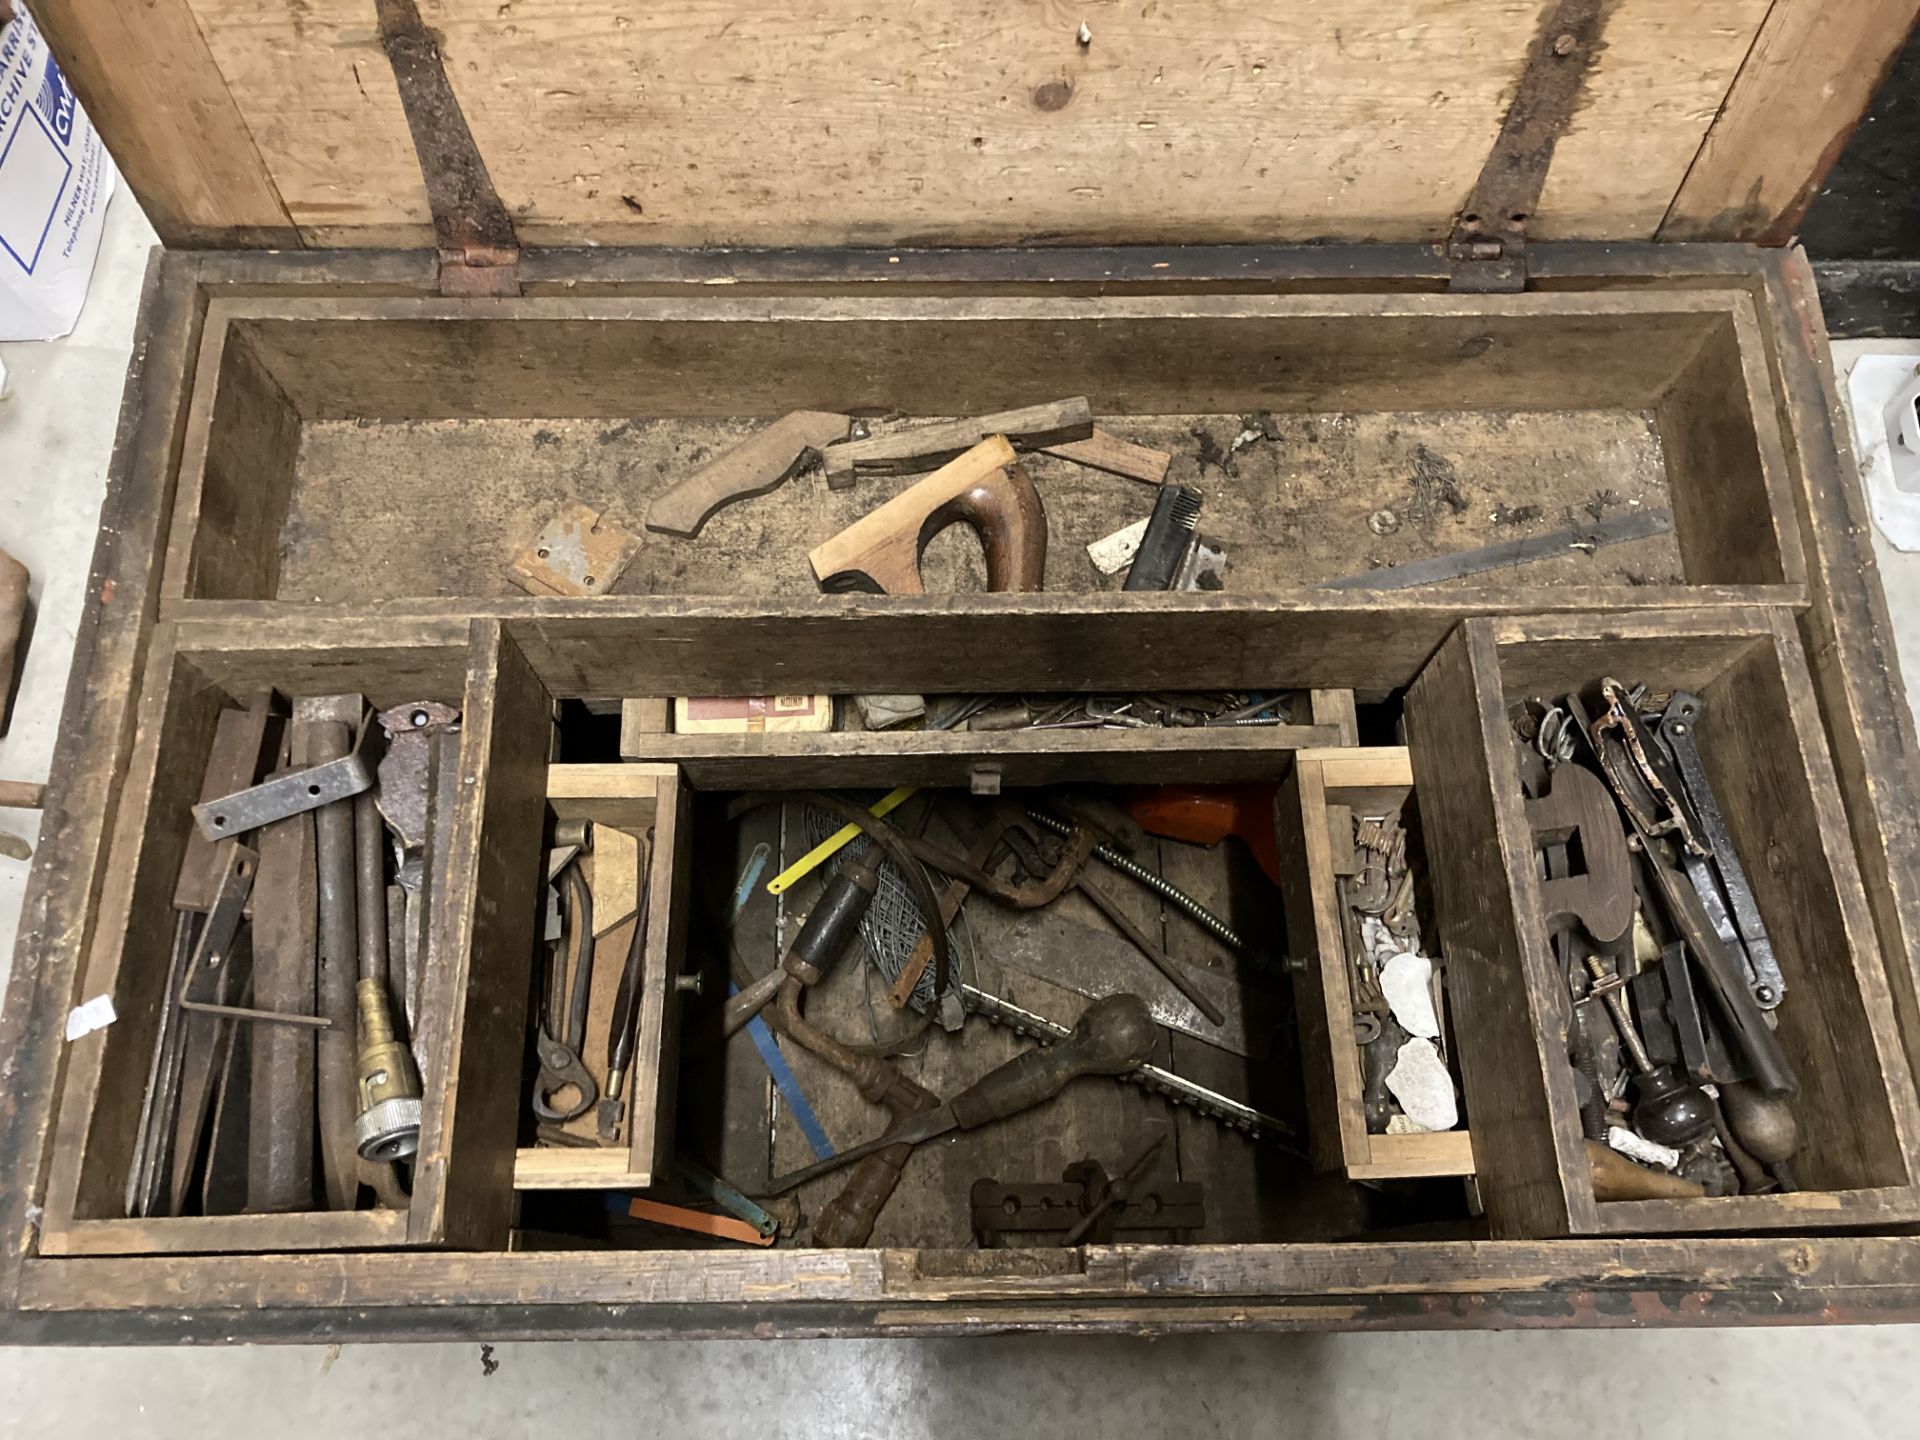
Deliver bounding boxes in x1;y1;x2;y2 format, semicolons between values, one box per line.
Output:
3;194;1919;1436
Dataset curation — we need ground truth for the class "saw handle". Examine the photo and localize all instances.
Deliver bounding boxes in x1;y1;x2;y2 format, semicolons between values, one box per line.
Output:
912;462;1048;594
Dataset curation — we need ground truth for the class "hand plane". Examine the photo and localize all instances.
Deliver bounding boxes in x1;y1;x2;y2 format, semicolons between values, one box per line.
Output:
808;435;1047;594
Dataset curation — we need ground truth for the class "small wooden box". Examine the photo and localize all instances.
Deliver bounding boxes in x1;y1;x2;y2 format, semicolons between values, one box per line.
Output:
37;616;520;1256
513;763;692;1193
1279;747;1476;1182
1407;611;1920;1239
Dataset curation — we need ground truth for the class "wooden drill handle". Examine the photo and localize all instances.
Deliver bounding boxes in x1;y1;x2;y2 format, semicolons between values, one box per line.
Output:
918;461;1047;594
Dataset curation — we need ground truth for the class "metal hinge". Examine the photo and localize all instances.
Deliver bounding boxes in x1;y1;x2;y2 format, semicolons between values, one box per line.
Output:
375;0;522;298
1447;0;1621;293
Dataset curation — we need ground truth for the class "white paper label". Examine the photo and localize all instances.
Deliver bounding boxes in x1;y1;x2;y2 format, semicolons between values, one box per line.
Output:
64;993;115;1041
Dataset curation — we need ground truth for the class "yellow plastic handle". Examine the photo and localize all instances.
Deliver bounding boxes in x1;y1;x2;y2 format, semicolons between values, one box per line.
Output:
764;787;916;895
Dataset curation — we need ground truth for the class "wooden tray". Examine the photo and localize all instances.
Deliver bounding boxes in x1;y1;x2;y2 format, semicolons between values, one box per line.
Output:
1407;610;1920;1238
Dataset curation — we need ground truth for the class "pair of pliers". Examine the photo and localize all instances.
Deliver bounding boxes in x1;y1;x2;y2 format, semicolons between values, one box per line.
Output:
532;861;598;1122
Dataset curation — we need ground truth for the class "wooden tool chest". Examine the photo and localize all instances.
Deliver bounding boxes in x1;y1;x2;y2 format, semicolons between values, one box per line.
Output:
8;0;1920;1341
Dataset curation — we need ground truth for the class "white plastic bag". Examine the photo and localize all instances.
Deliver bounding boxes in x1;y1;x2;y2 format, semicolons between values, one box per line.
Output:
0;7;115;341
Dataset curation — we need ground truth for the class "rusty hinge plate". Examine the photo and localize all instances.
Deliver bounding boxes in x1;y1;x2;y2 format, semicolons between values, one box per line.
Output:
1448;0;1621;293
376;0;521;298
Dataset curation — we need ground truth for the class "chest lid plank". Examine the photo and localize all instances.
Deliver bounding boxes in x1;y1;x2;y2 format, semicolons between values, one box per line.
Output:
30;0;1917;253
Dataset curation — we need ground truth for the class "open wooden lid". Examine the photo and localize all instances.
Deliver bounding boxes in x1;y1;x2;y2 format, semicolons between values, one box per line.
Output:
33;0;1907;252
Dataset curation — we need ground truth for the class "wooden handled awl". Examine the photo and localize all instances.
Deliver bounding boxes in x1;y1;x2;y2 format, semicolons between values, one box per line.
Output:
808;435;1047;594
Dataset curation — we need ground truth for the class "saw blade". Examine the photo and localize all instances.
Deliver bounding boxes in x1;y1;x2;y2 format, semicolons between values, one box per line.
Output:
959;983;1296;1145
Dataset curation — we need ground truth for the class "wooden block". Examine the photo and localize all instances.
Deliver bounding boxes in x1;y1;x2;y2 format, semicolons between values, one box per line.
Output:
820;397;1092;484
1352;1129;1477;1180
1041;428;1172;484
646;410;849;537
581;829;641;938
548;762;666;828
618;698;670;756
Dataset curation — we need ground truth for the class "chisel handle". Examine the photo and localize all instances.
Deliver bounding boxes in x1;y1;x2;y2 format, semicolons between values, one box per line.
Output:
948;993;1157;1130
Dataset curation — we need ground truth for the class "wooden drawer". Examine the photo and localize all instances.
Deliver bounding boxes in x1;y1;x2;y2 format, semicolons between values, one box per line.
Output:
159;290;1804;623
39;617;536;1256
511;764;693;1193
1406;610;1920;1239
1278;747;1477;1182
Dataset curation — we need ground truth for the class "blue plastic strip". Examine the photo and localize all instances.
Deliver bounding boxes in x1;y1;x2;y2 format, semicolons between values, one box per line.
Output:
732;983;836;1161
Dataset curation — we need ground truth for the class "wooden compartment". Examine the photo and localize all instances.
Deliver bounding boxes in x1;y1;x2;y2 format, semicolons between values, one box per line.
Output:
1405;610;1920;1239
158;291;1803;612
14;0;1920;1341
512;764;693;1193
36;616;537;1256
617;693;1351;789
638;757;1320;1252
1278;747;1476;1182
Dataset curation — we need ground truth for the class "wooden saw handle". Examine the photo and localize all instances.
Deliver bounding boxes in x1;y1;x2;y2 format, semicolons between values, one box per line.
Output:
809;436;1048;594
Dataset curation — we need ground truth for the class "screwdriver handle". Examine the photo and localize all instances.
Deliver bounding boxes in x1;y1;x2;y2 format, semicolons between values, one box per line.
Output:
948;993;1157;1130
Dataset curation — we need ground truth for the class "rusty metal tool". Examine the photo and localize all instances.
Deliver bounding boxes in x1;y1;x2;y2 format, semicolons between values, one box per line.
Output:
597;829;654;1142
176;696;283;911
1657;691;1787;1010
1524;762;1635;946
1629;832;1798;1099
165;841;260;1214
1569;689;1798;1100
126;912;198;1218
1022;806;1248;954
763;994;1158;1194
972;1143;1205;1245
766;787;914;895
374;699;461;1042
1317;508;1675;590
1584;954;1713;1147
533;861;599;1122
247;806;319;1212
808;436;1048;594
298;696;365;1210
996;820;1227;1026
353;789;422;1162
1122;485;1202;591
1061;1134;1169;1244
1589;678;1707;856
721;838;885;1038
192;718;380;840
959;982;1296;1141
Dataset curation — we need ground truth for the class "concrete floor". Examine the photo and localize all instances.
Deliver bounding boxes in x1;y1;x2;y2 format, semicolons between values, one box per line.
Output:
3;196;1920;1434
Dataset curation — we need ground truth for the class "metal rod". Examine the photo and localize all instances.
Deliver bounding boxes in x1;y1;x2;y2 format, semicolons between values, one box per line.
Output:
311;718;361;1211
1023;807;1246;953
354;790;390;986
